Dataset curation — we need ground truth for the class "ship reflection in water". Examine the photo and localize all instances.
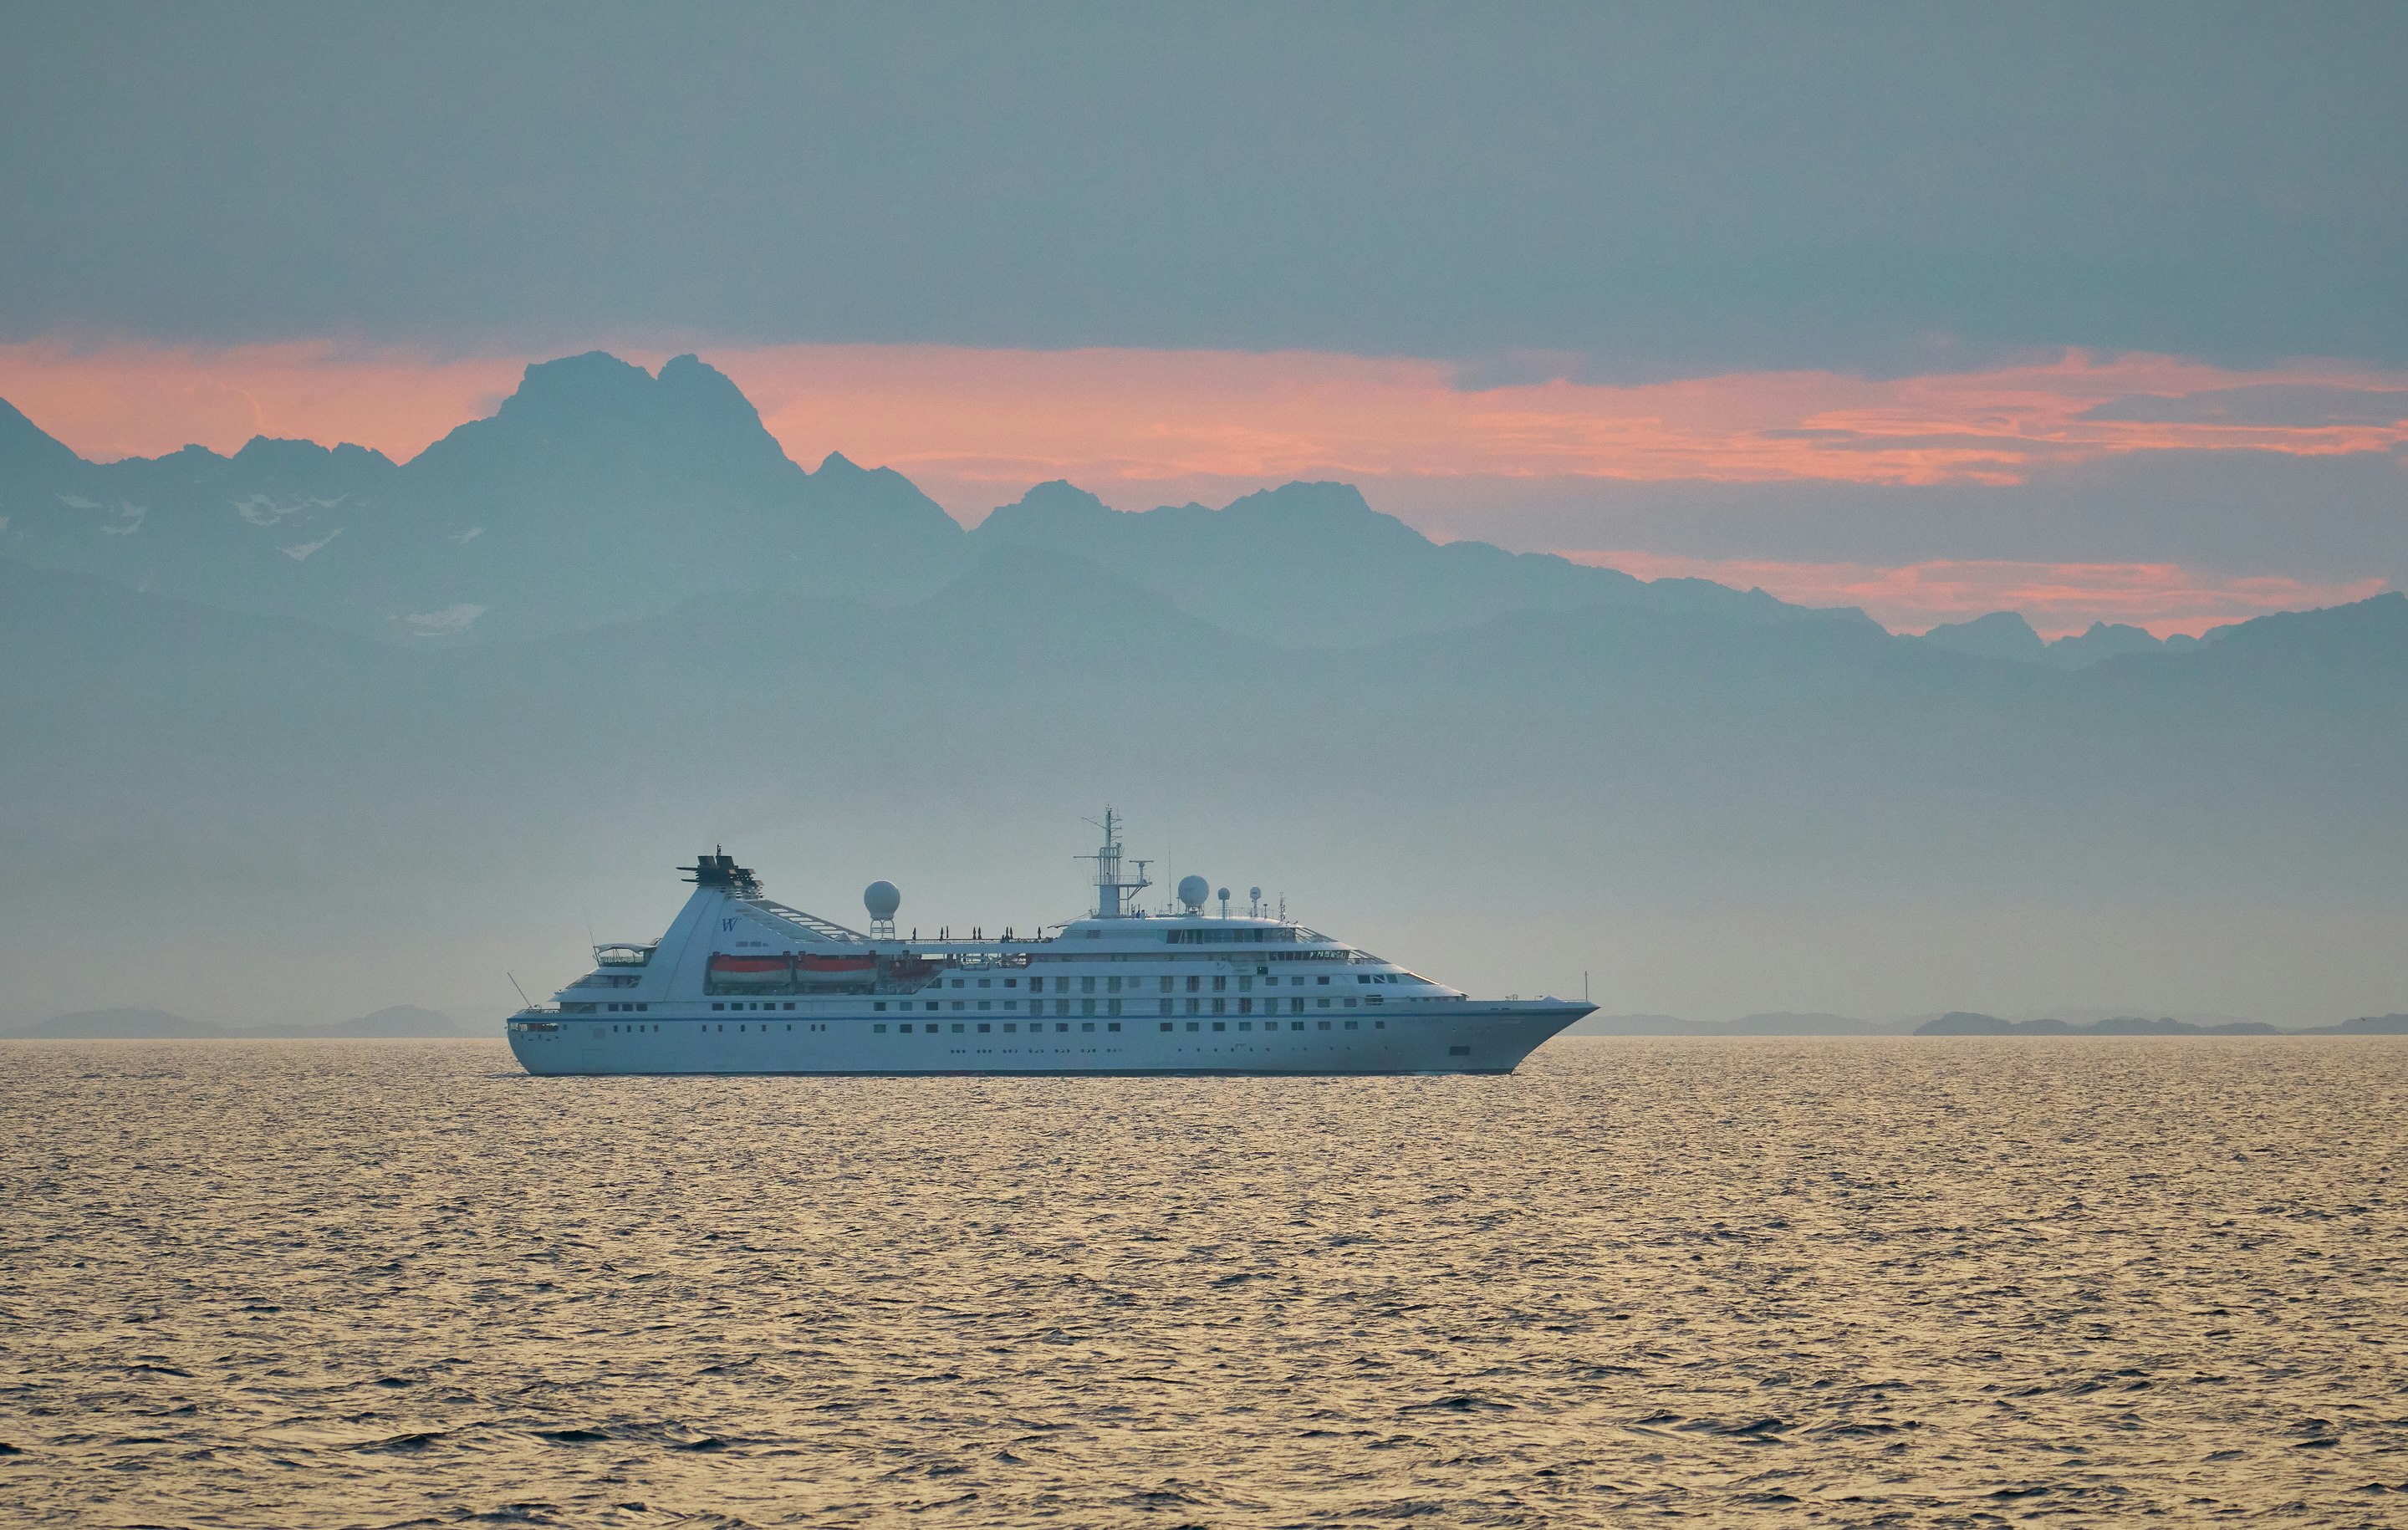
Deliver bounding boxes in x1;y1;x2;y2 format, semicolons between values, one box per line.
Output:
6;1038;2404;1524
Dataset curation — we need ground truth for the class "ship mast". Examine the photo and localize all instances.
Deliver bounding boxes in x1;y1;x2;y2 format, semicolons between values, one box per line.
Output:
1080;808;1152;918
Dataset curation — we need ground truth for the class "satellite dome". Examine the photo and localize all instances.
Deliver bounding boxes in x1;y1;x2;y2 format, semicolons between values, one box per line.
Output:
1249;886;1262;900
863;880;901;921
1176;874;1209;912
1217;887;1231;902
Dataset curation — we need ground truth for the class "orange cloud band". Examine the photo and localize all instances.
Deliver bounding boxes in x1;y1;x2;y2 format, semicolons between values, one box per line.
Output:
3;339;2404;519
1560;551;2391;640
1;337;2398;638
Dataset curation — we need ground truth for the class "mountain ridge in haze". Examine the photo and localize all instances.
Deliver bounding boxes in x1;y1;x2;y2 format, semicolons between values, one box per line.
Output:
2;542;2401;1028
0;352;964;642
0;349;2278;659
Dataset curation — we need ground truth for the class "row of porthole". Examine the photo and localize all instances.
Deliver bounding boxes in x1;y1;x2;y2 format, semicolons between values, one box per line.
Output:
842;1017;1393;1038
591;1017;1395;1037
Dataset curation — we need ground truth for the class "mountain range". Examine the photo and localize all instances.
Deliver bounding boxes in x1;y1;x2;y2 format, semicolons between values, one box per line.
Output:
4;350;2206;661
2;353;2402;1028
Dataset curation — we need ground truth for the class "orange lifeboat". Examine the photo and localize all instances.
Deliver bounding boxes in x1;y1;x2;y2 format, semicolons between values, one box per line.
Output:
707;954;792;988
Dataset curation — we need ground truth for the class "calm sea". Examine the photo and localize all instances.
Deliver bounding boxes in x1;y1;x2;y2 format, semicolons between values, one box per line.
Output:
3;1038;2403;1527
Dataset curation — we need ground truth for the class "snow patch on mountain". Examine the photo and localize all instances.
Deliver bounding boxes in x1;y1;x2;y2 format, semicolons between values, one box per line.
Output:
236;494;314;526
282;528;341;561
400;603;487;635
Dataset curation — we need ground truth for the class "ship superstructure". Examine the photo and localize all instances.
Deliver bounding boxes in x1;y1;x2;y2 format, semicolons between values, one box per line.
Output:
505;813;1591;1076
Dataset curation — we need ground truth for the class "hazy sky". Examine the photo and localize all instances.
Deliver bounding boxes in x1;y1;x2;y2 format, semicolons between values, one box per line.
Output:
4;3;2404;631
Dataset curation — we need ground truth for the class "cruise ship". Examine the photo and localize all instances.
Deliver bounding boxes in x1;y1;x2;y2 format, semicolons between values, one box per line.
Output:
505;814;1592;1076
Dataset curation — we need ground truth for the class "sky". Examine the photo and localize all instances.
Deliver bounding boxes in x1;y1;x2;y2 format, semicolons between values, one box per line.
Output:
3;3;2404;635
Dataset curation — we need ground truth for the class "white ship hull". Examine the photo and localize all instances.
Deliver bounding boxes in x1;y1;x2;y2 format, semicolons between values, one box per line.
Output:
508;1001;1584;1076
508;827;1594;1079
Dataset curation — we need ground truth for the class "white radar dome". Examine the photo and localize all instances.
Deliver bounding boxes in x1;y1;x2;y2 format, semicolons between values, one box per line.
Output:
864;880;901;921
1249;886;1262;900
1176;874;1209;911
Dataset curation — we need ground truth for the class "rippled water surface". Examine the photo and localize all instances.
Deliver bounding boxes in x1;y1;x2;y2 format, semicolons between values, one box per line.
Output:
4;1038;2405;1527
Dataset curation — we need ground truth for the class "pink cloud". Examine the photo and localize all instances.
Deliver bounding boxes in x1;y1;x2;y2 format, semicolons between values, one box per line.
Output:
3;337;2391;637
0;339;525;464
1556;551;2394;639
3;340;2404;523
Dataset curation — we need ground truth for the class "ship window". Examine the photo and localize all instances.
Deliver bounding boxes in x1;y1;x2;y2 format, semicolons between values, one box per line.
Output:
1186;976;1199;992
1082;1022;1095;1033
978;1001;991;1011
1004;978;1017;987
1004;1023;1017;1033
1344;1020;1358;1029
1081;976;1095;994
1056;999;1070;1016
977;978;991;988
873;1002;887;1011
1160;1022;1174;1032
1005;1001;1018;1010
874;1023;887;1033
1081;999;1095;1017
784;1002;795;1011
978;1023;991;1033
1055;1023;1069;1033
1109;998;1122;1016
1159;999;1172;1016
1318;998;1330;1008
900;1023;912;1033
1212;1021;1226;1032
712;1003;725;1011
952;1001;965;1010
1290;998;1303;1014
638;1004;648;1012
1237;1021;1252;1032
1318;1020;1331;1030
1185;999;1199;1015
1107;1022;1120;1032
1239;998;1252;1015
926;1002;939;1011
1317;976;1329;986
1344;997;1357;1007
1375;1020;1385;1028
1186;1022;1200;1032
1212;999;1226;1015
951;978;964;988
952;1023;965;1033
1212;976;1227;992
1237;977;1252;992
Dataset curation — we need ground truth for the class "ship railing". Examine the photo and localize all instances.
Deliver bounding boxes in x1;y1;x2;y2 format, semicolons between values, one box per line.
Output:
745;898;875;945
